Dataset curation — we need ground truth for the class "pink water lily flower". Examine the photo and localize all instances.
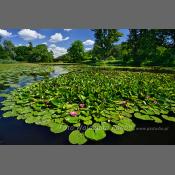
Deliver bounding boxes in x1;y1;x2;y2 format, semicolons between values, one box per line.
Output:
70;111;78;117
79;103;85;108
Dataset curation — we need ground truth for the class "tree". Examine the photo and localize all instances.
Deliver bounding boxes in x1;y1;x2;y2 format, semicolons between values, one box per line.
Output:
92;29;123;60
0;44;11;60
3;40;16;59
29;44;54;62
15;46;31;61
67;40;85;62
127;29;158;66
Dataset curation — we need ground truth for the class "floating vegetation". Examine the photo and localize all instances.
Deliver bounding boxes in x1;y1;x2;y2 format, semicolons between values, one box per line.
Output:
0;63;54;91
1;69;175;144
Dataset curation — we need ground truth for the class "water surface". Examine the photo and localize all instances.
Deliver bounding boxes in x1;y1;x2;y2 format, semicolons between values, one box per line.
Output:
0;65;175;145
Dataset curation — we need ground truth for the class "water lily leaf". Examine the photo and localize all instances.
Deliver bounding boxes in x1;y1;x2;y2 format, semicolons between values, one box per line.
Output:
50;99;60;106
141;109;155;115
162;115;175;122
118;106;125;111
78;95;86;101
111;125;124;135
134;112;153;120
73;123;81;127
50;123;68;133
101;122;111;130
25;116;36;124
84;120;92;125
117;118;135;131
1;106;13;111
151;116;162;123
94;116;107;122
3;111;17;118
160;110;169;115
120;111;132;118
65;116;79;124
85;124;106;141
69;130;87;145
0;93;9;97
54;118;64;123
79;115;92;121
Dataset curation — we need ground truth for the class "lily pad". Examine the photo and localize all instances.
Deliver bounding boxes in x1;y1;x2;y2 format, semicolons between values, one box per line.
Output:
65;116;79;124
151;116;163;123
3;111;17;118
134;112;153;120
69;130;87;145
50;123;68;133
101;122;111;130
111;125;125;135
84;120;93;125
85;124;106;141
162;115;175;122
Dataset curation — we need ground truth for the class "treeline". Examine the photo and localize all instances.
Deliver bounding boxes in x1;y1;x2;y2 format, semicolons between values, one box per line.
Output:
1;29;175;66
59;29;175;66
0;39;54;63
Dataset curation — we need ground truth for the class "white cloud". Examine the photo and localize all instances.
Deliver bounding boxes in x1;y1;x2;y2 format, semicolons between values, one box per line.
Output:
64;29;72;32
15;44;22;47
85;47;92;51
42;42;47;45
83;39;94;46
0;29;12;37
18;29;45;41
49;33;69;43
48;44;67;58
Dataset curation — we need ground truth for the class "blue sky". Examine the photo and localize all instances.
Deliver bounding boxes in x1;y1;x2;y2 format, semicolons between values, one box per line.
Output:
0;29;129;57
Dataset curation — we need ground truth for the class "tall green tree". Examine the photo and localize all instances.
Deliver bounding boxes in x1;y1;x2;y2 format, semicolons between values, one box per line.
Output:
29;44;54;62
3;40;16;59
127;29;158;66
92;29;123;60
67;40;85;62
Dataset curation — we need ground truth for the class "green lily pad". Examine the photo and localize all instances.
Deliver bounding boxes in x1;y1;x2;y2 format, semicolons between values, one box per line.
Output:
111;125;124;135
69;130;87;145
160;110;169;115
65;116;79;124
134;112;153;120
101;122;111;130
79;115;92;121
162;115;175;122
50;123;68;133
3;111;17;118
117;118;135;131
94;116;107;122
151;116;162;123
25;116;36;124
50;99;60;106
85;124;106;141
73;123;81;127
84;120;93;125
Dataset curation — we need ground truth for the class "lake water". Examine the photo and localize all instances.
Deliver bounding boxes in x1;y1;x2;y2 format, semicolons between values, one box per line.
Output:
0;65;175;145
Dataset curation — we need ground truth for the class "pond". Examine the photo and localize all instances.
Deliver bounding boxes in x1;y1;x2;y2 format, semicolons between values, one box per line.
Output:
0;64;175;144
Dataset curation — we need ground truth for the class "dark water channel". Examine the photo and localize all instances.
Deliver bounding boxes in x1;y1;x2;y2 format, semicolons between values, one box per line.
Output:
0;66;175;145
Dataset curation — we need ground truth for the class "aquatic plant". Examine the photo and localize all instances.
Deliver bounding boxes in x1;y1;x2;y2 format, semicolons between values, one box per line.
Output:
1;69;175;144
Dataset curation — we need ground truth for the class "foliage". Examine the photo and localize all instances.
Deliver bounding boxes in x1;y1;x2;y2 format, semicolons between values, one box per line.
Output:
0;63;54;92
92;29;123;60
1;68;175;144
0;40;54;63
67;40;85;63
29;44;53;63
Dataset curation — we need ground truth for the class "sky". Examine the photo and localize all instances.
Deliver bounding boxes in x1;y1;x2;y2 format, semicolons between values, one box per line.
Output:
0;28;129;58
